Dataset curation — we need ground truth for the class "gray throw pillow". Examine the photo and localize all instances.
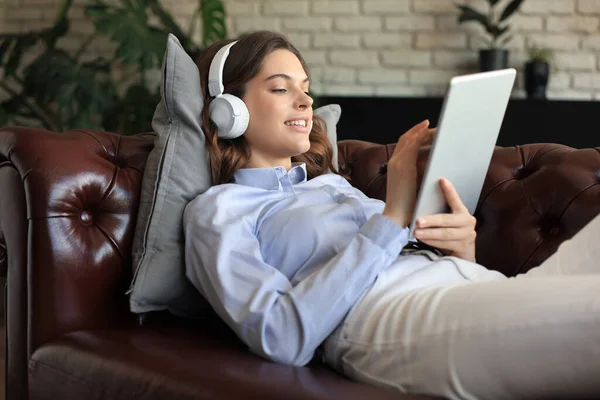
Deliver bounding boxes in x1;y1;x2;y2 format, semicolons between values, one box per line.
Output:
129;34;342;317
314;103;341;171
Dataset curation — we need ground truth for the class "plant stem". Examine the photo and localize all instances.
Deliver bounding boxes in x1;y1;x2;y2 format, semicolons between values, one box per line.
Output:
117;69;139;86
147;0;189;47
188;8;200;38
12;75;24;85
488;3;496;48
55;0;73;25
139;60;146;87
74;33;98;62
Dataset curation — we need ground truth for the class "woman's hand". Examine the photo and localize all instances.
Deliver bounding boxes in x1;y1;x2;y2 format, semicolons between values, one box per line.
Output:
413;178;477;262
382;120;436;228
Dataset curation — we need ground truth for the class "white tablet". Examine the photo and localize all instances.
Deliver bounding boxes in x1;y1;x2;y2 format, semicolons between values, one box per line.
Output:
408;68;517;239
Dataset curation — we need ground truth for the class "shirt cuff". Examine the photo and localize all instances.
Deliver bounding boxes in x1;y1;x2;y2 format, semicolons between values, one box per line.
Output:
359;213;410;259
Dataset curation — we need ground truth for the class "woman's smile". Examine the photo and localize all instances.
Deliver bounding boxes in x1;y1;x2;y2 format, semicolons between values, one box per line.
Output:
285;119;311;134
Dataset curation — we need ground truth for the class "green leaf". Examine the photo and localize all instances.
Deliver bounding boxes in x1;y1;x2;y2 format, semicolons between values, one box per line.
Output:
0;16;70;78
0;104;9;126
457;5;491;31
473;34;493;47
22;49;117;129
499;33;514;46
0;38;14;66
85;3;109;17
187;8;201;40
103;84;159;134
85;0;168;70
0;96;39;127
200;0;227;48
44;17;70;49
500;0;524;22
54;0;74;25
146;0;190;47
4;34;38;77
0;96;24;114
486;24;509;40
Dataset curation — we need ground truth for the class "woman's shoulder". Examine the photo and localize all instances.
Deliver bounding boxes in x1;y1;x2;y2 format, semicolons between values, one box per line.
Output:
308;172;351;187
188;183;238;204
184;183;250;222
309;173;367;198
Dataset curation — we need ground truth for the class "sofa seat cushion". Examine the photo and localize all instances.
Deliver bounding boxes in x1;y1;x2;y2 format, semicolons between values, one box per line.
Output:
29;323;437;400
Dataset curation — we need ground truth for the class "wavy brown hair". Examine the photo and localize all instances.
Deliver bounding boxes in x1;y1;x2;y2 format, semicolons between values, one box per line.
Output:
196;31;340;185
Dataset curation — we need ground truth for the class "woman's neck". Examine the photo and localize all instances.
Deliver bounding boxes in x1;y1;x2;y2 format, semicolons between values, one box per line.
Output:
246;155;293;171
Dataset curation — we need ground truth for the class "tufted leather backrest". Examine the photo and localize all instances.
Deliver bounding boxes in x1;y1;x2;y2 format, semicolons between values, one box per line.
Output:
0;127;154;354
338;140;600;276
0;127;599;359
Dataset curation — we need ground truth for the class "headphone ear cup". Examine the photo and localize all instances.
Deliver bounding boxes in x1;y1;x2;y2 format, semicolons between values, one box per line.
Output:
209;94;250;139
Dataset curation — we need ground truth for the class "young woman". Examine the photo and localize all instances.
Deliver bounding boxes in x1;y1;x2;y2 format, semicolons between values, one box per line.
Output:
183;30;600;400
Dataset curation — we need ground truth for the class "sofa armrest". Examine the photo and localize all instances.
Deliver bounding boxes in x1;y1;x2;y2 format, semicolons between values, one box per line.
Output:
338;140;600;277
0;127;155;356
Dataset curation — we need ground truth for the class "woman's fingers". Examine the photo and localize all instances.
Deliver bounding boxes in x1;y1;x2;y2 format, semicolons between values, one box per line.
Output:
439;177;469;214
414;237;476;262
413;226;475;242
412;179;477;262
382;120;437;228
392;120;430;156
415;212;475;230
420;127;436;144
407;119;430;137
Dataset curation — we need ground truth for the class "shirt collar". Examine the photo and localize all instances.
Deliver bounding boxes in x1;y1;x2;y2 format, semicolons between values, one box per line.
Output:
233;162;307;190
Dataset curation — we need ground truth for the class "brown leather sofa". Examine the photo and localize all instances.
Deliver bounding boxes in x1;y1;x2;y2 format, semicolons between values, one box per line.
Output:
1;126;599;400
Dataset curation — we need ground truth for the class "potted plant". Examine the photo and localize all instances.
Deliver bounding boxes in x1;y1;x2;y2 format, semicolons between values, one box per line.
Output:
0;0;227;134
456;0;525;72
524;45;553;99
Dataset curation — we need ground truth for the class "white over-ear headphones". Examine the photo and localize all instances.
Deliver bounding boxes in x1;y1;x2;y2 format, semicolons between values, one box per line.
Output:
207;41;250;139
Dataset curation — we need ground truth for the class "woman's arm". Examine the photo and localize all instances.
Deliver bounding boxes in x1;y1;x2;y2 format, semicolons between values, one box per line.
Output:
183;197;408;367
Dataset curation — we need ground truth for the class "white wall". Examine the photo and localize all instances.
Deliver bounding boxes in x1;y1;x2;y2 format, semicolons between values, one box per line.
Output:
2;0;600;100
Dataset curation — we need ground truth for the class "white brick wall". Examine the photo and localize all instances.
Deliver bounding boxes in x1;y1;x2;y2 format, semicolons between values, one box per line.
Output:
2;0;600;99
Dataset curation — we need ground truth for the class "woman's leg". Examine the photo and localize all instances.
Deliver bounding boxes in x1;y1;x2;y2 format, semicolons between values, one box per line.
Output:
524;212;600;278
323;257;600;400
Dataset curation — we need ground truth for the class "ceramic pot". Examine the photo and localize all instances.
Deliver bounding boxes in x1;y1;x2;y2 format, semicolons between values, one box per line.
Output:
479;49;509;72
525;60;550;99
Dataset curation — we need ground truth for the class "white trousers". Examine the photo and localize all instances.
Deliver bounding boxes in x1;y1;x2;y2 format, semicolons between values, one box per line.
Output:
323;213;600;400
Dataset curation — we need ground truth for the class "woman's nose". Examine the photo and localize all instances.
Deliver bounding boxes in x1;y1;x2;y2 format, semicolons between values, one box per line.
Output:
297;91;313;109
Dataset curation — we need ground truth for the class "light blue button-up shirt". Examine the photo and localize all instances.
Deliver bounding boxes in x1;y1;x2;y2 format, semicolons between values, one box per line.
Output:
183;163;410;366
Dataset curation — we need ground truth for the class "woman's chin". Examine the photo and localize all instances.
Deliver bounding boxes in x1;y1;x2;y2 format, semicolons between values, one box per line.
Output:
290;147;310;158
299;141;312;154
287;138;310;154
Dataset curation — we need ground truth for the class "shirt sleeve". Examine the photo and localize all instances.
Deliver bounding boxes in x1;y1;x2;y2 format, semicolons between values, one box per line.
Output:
183;193;409;367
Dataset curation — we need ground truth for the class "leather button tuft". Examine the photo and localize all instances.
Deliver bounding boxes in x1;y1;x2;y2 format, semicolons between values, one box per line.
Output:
514;166;532;180
539;216;561;237
540;216;562;236
112;156;126;168
80;210;94;225
379;163;388;175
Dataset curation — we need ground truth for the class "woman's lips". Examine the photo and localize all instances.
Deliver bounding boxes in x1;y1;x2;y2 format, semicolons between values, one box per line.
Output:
286;124;310;133
284;120;310;133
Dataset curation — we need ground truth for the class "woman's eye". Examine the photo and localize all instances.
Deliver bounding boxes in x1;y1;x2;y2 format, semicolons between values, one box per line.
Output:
271;89;311;96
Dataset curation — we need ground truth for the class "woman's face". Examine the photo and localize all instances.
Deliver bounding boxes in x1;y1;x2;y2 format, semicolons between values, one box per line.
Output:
241;49;313;169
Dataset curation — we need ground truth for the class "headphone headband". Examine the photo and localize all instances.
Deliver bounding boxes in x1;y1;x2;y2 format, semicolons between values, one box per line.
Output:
208;41;238;97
